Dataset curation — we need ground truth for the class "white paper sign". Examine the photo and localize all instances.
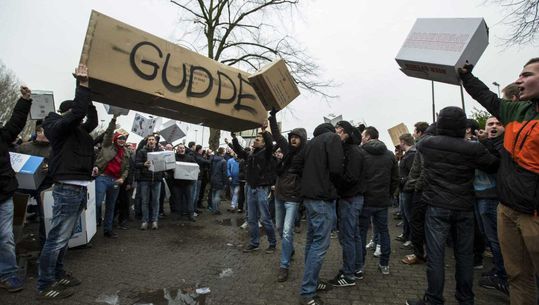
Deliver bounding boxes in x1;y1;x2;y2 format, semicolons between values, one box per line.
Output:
131;113;160;138
103;104;130;116
30;90;55;120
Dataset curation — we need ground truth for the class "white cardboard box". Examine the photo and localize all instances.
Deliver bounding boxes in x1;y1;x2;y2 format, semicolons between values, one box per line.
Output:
42;181;97;248
9;152;46;190
174;162;200;180
103;104;130;116
159;120;186;143
148;151;176;172
395;18;489;85
30;90;55;120
131;113;161;138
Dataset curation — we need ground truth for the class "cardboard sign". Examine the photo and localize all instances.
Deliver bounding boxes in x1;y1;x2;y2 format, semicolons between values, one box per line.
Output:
388;123;410;147
42;181;97;248
174;161;200;180
103;104;130;116
160;120;186;143
248;58;300;111
148;151;176;172
9;152;46;190
80;10;267;131
323;115;343;126
131;113;160;138
30;90;55;120
395;18;489;85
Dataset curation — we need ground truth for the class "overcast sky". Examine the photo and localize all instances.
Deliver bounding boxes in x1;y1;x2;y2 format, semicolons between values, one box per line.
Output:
0;0;536;147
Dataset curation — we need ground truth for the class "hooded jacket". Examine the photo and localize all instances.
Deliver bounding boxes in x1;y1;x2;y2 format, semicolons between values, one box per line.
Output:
399;146;416;192
360;139;399;208
95;117;130;180
300;123;344;201
269;114;307;202
43;87;98;182
210;154;228;190
418;106;500;211
0;97;32;204
231;131;275;187
462;72;539;214
335;123;365;198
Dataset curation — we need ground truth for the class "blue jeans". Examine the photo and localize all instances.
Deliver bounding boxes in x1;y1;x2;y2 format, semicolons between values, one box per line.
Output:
191;180;200;210
275;198;299;269
338;195;364;277
400;191;413;240
139;181;161;223
95;175;120;233
210;188;223;213
0;197;18;280
38;184;86;290
425;206;474;305
230;185;240;209
300;200;334;298
476;199;506;278
246;185;276;247
358;207;390;267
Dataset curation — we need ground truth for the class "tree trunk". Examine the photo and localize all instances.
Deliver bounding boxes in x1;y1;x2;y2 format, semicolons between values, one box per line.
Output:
208;128;221;151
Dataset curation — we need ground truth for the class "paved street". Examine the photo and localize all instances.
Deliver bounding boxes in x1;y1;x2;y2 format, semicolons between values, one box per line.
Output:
3;200;509;305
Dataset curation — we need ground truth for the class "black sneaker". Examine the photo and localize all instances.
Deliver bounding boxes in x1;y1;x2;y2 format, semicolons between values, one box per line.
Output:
0;276;24;292
265;245;276;254
479;275;509;295
277;267;288;282
316;280;332;292
104;231;118;239
243;244;260;253
37;282;74;300
56;272;81;287
354;270;364;280
328;274;356;287
405;299;426;305
301;295;324;305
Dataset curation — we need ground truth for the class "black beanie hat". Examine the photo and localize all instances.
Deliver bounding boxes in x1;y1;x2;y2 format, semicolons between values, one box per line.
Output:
437;106;466;137
58;100;74;113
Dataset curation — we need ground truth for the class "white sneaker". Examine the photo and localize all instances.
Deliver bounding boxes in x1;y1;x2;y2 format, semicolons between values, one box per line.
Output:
151;222;158;230
366;239;375;250
373;245;381;257
258;221;262;228
140;222;148;230
402;240;412;247
240;222;248;229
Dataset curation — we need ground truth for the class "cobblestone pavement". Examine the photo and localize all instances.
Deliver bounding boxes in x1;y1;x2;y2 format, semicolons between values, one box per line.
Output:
3;201;509;305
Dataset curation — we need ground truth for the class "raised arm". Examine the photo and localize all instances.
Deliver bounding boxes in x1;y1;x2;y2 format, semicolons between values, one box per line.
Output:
459;66;503;121
101;116;117;148
268;109;289;154
230;135;248;160
262;131;274;159
0;86;32;144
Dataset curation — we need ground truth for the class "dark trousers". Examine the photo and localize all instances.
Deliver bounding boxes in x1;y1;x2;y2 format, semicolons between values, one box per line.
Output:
410;191;427;259
238;181;246;210
472;204;485;266
198;178;208;208
159;179;166;214
425;206;474;305
114;183;131;225
165;178;176;213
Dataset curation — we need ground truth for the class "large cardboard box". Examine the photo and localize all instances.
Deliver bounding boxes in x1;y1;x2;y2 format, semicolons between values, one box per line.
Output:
9;152;46;190
248;58;300;111
388;123;410;147
131;113;160;138
160;120;186;143
148;151;176;172
42;181;97;248
395;18;489;85
174;162;200;180
103;104;130;116
30;90;55;120
80;10;267;131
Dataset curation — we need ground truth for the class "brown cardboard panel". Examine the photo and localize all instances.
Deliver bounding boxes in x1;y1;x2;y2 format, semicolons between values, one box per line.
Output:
388;123;410;147
248;59;300;110
80;10;267;131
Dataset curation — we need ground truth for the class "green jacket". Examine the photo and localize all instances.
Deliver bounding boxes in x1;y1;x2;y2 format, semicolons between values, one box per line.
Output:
95;117;130;180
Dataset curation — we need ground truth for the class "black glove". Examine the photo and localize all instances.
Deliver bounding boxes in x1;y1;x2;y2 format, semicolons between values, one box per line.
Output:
458;63;474;76
269;107;278;118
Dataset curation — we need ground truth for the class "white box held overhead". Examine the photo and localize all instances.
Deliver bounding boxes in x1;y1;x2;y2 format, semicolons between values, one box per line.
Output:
395;18;489;85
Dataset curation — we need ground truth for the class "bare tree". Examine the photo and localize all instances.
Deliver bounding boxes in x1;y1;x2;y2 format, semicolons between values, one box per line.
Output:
170;0;335;149
0;61;34;141
485;0;539;46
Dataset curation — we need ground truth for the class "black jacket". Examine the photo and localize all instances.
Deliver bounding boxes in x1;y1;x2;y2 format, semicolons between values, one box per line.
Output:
300;123;344;201
360;139;399;208
336;136;365;198
418;107;499;211
0;97;32;204
43;87;97;182
399;146;416;192
210;155;227;190
174;152;196;186
231;132;276;187
269;114;307;202
135;145;164;182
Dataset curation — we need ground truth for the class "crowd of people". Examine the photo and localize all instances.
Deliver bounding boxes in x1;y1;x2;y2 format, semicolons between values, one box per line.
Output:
0;58;538;305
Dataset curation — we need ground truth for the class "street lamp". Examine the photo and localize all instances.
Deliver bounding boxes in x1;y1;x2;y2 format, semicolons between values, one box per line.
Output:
493;82;501;97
